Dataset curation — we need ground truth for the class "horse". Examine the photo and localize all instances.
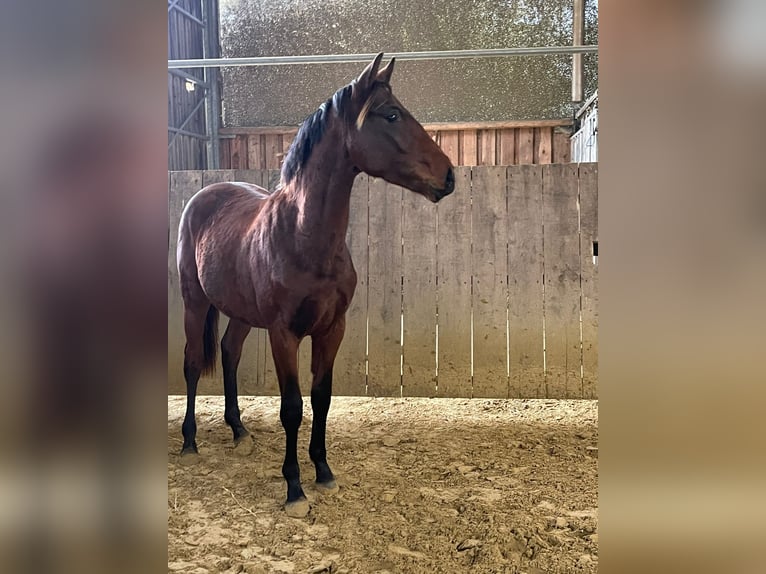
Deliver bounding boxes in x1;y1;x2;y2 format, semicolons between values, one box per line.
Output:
176;53;455;517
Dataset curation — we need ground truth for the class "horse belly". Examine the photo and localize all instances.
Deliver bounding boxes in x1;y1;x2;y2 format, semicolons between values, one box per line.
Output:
197;258;269;328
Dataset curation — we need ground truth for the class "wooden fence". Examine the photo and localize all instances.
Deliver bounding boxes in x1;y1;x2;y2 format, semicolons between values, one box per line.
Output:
219;120;573;170
168;164;597;398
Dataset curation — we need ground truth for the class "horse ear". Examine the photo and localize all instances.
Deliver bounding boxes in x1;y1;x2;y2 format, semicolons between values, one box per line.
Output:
356;52;384;91
376;57;395;85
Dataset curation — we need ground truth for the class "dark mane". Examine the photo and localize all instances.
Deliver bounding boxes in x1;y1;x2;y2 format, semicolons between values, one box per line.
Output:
280;83;354;185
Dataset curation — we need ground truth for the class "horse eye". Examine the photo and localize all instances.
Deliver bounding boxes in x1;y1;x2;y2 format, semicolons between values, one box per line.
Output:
385;112;399;123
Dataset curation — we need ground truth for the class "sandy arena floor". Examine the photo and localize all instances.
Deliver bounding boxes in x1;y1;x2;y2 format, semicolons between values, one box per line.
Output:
168;396;598;574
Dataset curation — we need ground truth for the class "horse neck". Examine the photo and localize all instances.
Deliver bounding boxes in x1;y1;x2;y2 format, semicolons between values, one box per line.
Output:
282;124;356;260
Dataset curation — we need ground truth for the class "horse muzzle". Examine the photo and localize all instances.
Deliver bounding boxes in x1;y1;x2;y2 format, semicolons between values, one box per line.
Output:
430;167;455;202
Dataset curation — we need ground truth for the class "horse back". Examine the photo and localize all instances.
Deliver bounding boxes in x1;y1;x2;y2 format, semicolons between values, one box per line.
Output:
179;182;269;237
177;182;271;314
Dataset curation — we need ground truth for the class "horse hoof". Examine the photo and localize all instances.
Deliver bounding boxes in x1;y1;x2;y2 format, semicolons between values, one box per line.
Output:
178;448;201;466
315;479;339;494
233;434;254;457
284;497;310;518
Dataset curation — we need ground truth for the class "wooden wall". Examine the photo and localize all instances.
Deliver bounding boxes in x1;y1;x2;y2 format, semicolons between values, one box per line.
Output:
168;0;207;171
219;120;572;170
168;164;597;399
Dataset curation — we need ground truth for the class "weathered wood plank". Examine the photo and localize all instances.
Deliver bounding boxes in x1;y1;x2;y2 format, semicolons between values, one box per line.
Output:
168;171;204;394
220;119;572;136
232;169;267;190
366;178;403;397
578;163;598;398
499;129;515;165
401;186;438;397
264;134;281;170
537;127;553;164
478;129;496;165
440;131;459;165
436;167;472;397
461;129;478;166
517;128;534;164
542;164;581;397
552;131;572;163
219;138;231;169
507;165;545;397
247;135;264;171
471;166;509;398
238;135;249;169
334;175;369;396
202;169;235;187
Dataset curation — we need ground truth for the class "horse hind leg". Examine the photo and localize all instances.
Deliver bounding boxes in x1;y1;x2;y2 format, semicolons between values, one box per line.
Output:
221;318;252;453
180;301;219;461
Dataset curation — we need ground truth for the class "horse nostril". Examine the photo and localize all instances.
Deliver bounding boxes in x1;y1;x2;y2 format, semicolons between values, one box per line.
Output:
444;167;455;195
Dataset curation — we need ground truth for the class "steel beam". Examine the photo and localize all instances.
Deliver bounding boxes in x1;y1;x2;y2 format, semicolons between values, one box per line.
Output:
168;46;599;69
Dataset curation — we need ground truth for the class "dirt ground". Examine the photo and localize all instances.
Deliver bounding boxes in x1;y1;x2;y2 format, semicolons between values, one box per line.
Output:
168;396;598;574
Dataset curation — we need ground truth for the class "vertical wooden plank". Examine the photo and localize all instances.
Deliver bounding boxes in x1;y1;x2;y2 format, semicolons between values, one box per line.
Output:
542;164;581;398
168;171;203;394
229;136;242;169
264;134;281;170
436;167;472;397
518;128;534;164
461;129;478;166
478;129;496;166
248;135;264;171
533;128;541;164
202;169;236;187
537;128;553;164
366;178;403;397
334;175;369;396
471;166;509;398
219;138;231;169
578;163;598;398
439;131;459;165
507;165;545;397
552;131;572;163
232;169;267;189
238;135;249;169
499;129;515;165
401;186;438;397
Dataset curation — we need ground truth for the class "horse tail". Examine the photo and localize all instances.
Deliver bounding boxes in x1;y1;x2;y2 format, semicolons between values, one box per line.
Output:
201;305;219;375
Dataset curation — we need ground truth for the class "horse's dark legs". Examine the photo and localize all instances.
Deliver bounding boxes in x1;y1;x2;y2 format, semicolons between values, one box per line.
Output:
309;319;344;491
180;305;208;456
221;319;251;442
268;327;308;516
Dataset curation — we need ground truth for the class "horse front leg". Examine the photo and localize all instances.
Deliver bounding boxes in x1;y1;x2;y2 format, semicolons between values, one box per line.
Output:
309;317;344;493
268;327;308;517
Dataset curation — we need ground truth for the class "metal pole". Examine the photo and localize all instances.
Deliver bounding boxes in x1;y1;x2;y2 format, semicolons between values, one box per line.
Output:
572;0;585;102
202;0;221;169
168;45;599;69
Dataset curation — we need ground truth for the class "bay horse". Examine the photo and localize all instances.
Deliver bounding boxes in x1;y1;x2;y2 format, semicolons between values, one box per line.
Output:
177;53;454;517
